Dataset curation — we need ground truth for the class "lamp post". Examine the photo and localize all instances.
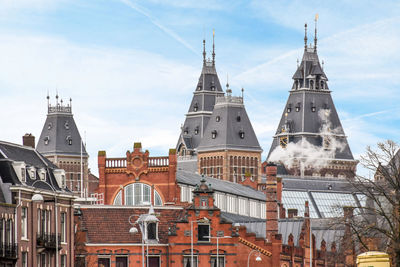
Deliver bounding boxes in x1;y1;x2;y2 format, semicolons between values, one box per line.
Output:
204;235;232;267
190;218;209;267
31;180;59;267
129;206;159;267
247;249;262;267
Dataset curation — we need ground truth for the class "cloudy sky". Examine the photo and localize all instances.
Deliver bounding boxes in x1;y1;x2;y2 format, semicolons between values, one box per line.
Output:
1;0;399;176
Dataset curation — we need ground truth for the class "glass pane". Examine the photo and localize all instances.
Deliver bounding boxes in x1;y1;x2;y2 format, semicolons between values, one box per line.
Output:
134;183;141;205
143;185;150;204
183;256;198;267
155;191;162;206
281;190;318;218
113;190;122;205
125;185;133;206
116;257;128;267
147;223;157;240
311;192;357;217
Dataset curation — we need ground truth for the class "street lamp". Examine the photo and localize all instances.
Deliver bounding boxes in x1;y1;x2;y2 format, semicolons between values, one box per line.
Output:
190;217;209;267
247;249;262;267
129;206;159;267
31;180;59;267
204;235;232;267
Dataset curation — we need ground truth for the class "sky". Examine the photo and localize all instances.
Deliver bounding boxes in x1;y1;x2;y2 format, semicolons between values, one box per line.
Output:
0;0;399;177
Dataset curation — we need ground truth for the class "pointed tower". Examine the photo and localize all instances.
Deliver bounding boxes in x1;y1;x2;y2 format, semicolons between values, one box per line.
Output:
197;86;262;183
267;22;357;179
37;95;90;197
176;35;224;162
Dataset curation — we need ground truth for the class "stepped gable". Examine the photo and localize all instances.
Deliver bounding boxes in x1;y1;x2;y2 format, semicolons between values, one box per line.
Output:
197;87;262;153
177;36;224;155
37;95;87;157
267;23;354;164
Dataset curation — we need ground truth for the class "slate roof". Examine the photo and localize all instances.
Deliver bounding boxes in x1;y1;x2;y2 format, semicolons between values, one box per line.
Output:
0;140;71;194
37;102;88;157
176;170;266;201
267;45;354;161
197;94;262;153
176;58;224;154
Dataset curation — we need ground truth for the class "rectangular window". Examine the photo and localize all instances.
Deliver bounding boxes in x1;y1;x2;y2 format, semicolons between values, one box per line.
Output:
61;212;66;242
183;256;198;267
197;224;210;242
77;174;81;191
116;256;128;267
22;207;28;238
147;222;157;240
148;256;160;267
98;257;110;267
41;210;46;234
210;256;225;267
22;252;28;267
21;168;26;182
61;255;66;267
5;219;11;245
41;253;46;267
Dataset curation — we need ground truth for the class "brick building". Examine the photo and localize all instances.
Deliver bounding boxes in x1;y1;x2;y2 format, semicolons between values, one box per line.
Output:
74;143;356;266
0;140;75;267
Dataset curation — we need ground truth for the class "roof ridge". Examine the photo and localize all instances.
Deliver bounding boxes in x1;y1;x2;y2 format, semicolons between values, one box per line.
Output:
0;140;36;151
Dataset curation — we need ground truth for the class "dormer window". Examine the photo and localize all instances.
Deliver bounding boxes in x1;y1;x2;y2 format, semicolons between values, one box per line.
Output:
184;128;189;135
29;168;36;180
295;103;301;112
194;127;199;135
321;81;325;89
211;130;217;139
64;121;69;130
236;116;241;122
210;85;215;91
311;103;316;112
66;136;72;145
239;130;245;139
44;136;50;145
61;175;66;189
287;104;292;113
193;103;198;112
216;116;220;122
39;170;46;181
47;123;52;130
21;168;26;182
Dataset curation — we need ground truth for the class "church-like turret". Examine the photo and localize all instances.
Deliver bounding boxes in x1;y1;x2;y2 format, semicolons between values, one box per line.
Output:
176;33;224;160
37;94;90;196
267;21;357;179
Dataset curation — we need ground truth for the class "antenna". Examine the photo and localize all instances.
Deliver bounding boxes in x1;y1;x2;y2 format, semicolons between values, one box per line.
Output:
314;14;319;52
212;29;215;66
203;39;206;65
304;23;308;50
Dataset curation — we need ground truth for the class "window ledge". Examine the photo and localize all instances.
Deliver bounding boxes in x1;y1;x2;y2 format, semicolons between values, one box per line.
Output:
61;242;67;245
21;237;29;242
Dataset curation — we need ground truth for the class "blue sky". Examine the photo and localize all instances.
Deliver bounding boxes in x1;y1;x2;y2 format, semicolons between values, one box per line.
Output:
0;0;399;176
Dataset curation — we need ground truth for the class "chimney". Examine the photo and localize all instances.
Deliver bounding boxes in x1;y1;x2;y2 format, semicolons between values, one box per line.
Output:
287;208;298;218
266;162;278;241
22;133;35;149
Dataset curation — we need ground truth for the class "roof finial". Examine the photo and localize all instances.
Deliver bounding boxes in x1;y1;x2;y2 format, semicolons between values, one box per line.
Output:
304;23;308;50
322;59;324;70
226;73;229;89
56;90;59;105
69;98;72;108
212;29;215;66
203;39;206;65
297;58;299;67
314;14;319;52
241;87;244;101
46;91;50;106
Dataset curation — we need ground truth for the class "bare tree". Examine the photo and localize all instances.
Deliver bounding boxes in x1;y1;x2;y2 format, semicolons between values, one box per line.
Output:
343;140;400;266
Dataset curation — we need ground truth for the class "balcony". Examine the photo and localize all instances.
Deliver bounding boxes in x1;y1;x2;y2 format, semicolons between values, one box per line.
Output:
0;243;18;260
37;233;61;250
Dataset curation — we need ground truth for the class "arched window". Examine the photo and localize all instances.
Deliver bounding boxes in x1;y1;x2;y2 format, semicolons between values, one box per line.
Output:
112;183;163;206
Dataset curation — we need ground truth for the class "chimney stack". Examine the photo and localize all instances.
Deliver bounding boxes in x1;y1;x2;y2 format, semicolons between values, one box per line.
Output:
266;162;278;241
287;208;298;218
22;133;35;149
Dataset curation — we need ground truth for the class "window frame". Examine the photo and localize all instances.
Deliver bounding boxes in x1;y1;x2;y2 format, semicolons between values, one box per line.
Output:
21;207;28;239
183;255;198;267
197;224;210;242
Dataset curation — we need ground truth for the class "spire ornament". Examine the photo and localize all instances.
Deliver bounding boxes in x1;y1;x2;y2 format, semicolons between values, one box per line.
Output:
314;14;318;52
212;29;215;66
203;39;206;65
304;23;308;50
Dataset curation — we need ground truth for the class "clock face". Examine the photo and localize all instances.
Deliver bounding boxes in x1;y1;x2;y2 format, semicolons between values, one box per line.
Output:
280;136;288;148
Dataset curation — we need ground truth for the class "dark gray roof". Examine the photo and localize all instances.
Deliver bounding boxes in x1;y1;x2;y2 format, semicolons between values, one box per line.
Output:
176;170;265;201
176;60;224;153
37;103;88;157
267;46;354;161
0;140;72;195
282;176;357;192
197;94;262;152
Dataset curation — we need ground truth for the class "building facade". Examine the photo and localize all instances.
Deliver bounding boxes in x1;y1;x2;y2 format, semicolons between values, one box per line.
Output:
267;24;358;179
37;95;91;197
0;140;75;267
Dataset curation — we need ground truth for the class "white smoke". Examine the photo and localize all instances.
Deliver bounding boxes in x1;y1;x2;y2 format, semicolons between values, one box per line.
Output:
268;109;346;173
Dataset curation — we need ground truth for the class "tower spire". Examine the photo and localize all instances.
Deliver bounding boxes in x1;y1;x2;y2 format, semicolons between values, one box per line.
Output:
212;29;215;66
203;39;206;65
314;14;318;52
304;23;308;50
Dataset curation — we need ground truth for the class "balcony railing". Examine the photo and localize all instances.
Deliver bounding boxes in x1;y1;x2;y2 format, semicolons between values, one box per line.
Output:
0;243;18;259
37;233;61;250
148;156;169;167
